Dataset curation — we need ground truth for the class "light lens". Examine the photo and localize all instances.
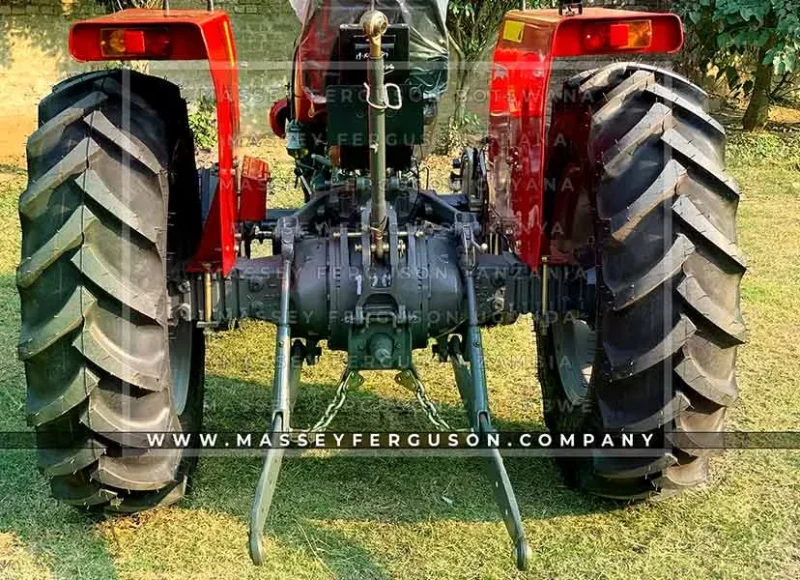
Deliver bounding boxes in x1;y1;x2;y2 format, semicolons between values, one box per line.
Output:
583;20;653;52
100;28;171;58
626;20;654;48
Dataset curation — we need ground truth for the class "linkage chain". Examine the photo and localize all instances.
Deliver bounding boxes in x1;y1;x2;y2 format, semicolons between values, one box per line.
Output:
395;368;452;432
298;369;363;434
296;367;452;434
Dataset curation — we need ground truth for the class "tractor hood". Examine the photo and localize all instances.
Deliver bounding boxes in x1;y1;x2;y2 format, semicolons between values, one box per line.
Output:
292;0;450;100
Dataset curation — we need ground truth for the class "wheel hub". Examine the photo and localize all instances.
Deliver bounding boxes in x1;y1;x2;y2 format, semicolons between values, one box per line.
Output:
168;321;194;416
551;319;596;404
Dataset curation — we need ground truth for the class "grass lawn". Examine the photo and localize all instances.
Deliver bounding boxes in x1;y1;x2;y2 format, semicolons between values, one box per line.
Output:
0;120;798;579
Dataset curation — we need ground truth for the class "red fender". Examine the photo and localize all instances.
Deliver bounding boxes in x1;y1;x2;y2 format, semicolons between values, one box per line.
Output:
70;8;241;275
488;8;683;270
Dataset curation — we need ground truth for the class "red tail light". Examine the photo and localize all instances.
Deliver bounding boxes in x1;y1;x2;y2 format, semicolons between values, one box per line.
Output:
552;13;683;57
99;28;171;58
70;22;208;61
583;20;653;52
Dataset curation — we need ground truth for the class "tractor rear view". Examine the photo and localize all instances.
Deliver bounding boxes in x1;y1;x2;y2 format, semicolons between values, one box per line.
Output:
17;0;745;570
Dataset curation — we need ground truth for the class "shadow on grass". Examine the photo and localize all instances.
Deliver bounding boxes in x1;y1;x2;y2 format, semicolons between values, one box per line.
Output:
182;373;621;576
0;360;618;579
0;452;120;579
0;264;612;578
0;272;119;578
0;164;26;175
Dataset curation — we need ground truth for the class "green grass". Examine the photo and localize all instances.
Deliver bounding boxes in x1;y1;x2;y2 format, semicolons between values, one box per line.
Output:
0;128;799;580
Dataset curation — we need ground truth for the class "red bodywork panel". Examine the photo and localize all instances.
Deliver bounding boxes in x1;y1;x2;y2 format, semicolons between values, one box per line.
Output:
70;9;241;275
269;98;290;139
488;8;683;271
239;156;270;222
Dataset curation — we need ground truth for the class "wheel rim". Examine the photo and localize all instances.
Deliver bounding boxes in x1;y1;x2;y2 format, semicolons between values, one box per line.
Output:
551;320;596;405
169;321;194;416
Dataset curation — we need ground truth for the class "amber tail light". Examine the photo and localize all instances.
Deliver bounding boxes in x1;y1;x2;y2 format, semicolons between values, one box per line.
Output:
582;20;653;52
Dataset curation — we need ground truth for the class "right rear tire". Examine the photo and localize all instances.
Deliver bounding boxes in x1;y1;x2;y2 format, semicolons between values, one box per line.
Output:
539;63;746;499
18;69;204;510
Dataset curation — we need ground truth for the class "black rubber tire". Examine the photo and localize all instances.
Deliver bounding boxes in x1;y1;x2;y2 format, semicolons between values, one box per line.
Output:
18;69;205;511
539;63;746;498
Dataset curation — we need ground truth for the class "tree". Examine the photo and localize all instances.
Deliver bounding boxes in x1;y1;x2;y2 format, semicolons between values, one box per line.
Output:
447;0;519;130
439;1;550;152
680;0;800;130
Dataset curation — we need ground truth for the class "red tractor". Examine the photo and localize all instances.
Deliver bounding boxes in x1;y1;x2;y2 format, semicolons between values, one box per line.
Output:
17;0;745;570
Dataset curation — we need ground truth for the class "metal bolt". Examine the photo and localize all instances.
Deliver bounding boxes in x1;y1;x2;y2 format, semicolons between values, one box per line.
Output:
174;303;191;321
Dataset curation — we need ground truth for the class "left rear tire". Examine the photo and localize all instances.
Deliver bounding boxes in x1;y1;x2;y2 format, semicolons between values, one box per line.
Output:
18;69;204;511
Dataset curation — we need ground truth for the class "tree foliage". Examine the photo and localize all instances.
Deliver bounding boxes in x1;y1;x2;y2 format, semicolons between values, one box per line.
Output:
448;0;523;66
679;0;800;129
441;1;550;152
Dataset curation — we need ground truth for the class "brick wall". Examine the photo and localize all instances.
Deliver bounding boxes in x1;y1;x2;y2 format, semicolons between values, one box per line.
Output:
0;0;106;17
172;0;285;15
0;0;281;16
211;0;270;15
